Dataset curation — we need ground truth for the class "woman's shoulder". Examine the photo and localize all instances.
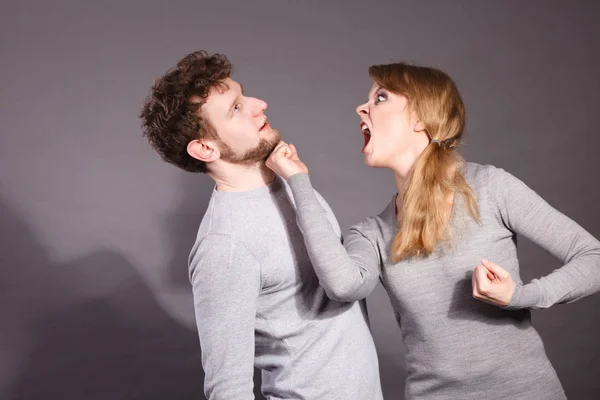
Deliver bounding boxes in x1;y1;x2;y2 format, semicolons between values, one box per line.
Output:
463;162;531;211
463;161;510;188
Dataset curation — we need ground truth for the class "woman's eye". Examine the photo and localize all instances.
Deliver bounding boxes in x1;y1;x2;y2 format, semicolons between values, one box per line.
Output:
233;105;240;114
375;93;386;104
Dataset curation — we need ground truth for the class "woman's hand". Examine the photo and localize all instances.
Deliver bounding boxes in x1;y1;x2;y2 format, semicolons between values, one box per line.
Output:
266;141;308;180
472;259;516;307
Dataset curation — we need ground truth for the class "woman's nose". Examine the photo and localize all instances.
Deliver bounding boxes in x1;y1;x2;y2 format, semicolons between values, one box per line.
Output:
356;102;368;116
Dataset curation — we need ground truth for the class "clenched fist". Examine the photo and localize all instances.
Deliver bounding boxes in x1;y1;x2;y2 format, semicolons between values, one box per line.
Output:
472;259;516;307
266;141;308;180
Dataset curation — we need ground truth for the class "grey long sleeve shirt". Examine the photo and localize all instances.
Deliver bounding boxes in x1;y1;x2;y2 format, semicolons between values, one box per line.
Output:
286;162;600;400
188;176;382;400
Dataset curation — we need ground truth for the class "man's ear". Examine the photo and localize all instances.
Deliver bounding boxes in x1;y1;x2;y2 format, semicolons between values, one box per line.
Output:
187;139;220;163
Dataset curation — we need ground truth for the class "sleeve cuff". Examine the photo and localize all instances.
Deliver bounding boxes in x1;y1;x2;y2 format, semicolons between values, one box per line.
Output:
504;282;542;310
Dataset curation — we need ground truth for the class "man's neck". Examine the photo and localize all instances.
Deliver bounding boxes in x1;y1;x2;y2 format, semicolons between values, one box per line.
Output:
210;162;276;192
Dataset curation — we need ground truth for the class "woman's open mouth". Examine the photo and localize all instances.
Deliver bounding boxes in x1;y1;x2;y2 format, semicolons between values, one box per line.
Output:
361;123;371;152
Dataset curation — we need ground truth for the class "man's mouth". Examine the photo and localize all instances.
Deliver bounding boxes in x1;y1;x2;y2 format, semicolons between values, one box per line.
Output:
361;122;371;152
260;121;270;131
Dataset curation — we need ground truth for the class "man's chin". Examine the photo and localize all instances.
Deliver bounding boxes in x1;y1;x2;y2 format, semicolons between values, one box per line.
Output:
261;129;281;154
267;127;281;142
229;137;281;167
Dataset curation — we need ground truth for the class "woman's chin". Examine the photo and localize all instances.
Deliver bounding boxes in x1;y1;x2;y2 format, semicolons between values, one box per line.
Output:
364;153;390;169
363;152;377;168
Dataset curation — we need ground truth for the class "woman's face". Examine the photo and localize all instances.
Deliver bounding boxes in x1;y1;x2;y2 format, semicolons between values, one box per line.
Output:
356;83;428;169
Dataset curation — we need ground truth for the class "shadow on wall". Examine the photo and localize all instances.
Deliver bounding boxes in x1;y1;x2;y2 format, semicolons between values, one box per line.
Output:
0;196;206;400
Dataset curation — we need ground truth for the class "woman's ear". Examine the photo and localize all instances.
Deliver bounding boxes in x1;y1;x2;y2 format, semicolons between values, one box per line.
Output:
410;109;426;133
413;121;426;133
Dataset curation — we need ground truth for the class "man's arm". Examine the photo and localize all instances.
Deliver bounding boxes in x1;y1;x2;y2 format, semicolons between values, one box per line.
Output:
189;234;261;399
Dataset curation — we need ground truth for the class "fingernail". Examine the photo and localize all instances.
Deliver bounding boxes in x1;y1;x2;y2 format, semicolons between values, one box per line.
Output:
482;258;489;264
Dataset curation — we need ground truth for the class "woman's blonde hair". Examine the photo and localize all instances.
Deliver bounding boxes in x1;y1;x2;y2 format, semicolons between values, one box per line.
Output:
368;63;480;262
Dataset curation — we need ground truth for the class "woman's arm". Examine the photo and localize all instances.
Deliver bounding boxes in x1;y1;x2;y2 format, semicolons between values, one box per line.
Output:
288;173;381;302
266;141;381;301
487;165;600;310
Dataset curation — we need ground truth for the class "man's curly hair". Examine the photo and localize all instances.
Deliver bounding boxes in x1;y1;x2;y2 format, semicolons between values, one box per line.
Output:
140;51;232;173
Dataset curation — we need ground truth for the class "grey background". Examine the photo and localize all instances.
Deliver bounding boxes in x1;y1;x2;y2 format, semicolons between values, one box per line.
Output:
1;0;599;399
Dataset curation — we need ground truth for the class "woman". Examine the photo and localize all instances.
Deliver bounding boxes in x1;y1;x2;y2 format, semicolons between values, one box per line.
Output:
266;63;600;399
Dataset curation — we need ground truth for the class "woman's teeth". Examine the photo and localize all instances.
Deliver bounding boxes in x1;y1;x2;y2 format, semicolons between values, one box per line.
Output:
361;124;370;134
362;126;371;151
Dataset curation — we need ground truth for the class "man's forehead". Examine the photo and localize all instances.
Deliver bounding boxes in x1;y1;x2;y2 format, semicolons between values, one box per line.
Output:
205;78;240;103
212;77;233;94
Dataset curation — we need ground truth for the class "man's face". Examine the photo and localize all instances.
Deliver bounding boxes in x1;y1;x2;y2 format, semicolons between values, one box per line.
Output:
202;78;280;166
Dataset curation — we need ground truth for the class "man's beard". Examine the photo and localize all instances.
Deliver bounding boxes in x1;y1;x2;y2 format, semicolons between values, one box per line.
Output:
219;129;281;167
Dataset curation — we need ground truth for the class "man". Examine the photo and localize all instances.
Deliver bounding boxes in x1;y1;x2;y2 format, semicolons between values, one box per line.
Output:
139;50;382;399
